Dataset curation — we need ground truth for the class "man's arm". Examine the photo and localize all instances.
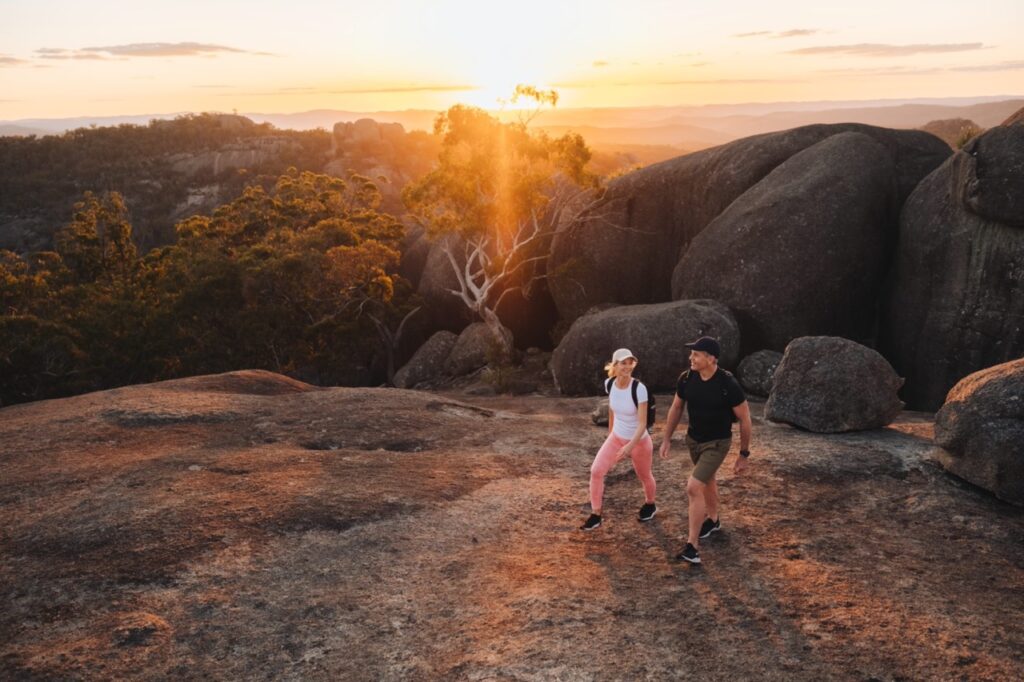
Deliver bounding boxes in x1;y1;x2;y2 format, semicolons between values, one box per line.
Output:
658;395;685;459
732;400;752;473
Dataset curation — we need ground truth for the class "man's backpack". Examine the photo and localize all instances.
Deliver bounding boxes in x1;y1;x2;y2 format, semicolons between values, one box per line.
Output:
604;377;656;432
679;369;739;422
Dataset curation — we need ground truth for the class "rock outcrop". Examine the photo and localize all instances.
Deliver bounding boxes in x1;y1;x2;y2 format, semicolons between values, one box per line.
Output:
673;132;896;353
934;358;1024;506
881;122;1024;410
393;331;459;389
332;118;406;156
765;336;904;433
416;234;560;349
445;322;514;377
737;350;783;397
167;137;300;176
415;235;475;332
550;299;739;395
546;123;950;324
2;369;1023;680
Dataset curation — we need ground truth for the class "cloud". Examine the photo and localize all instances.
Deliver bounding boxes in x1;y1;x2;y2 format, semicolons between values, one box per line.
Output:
735;29;821;39
329;84;479;94
34;43;271;61
222;84;480;97
36;49;110;61
951;60;1024;72
82;42;267;57
642;78;790;85
736;29;822;39
788;42;985;57
0;55;31;66
818;59;1024;77
592;60;609;68
774;29;820;38
554;77;792;89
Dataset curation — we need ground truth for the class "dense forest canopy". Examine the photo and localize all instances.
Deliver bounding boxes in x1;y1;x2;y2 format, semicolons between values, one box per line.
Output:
0;100;630;406
0;170;417;406
0;113;333;252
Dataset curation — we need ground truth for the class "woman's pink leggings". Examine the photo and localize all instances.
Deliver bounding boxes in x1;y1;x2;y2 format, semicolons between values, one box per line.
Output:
589;432;655;512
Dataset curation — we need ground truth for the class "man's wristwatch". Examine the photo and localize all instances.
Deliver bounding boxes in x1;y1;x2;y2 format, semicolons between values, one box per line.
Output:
739;449;751;458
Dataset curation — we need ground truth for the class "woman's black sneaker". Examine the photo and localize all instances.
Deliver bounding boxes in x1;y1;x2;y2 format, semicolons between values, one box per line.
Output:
676;543;701;564
580;513;602;531
638;503;657;522
699;517;721;539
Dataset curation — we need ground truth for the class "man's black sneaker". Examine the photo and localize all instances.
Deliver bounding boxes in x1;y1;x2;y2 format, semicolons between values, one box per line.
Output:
638;503;657;522
580;513;602;531
677;543;701;564
699;517;721;539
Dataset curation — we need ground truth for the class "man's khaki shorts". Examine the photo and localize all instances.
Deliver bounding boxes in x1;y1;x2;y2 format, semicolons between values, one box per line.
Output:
686;436;731;483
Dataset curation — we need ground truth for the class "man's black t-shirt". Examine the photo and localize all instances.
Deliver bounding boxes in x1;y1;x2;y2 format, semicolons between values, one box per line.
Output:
676;369;746;442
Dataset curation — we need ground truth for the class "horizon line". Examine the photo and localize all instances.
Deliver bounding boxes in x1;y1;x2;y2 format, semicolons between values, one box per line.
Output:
3;93;1023;127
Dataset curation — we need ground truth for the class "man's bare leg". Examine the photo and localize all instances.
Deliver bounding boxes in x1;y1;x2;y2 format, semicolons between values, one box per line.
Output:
686;476;706;548
705;477;719;524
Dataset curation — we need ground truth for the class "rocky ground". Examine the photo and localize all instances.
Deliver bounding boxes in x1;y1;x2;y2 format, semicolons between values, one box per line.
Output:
1;370;1022;681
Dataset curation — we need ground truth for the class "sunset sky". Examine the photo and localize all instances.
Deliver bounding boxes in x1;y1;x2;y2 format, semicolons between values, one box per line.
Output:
2;0;1022;119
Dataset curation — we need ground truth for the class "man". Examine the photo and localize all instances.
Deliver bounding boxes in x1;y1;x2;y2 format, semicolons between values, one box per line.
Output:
659;336;752;564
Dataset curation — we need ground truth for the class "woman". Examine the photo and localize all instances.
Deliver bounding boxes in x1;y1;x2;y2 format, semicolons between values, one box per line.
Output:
581;348;657;531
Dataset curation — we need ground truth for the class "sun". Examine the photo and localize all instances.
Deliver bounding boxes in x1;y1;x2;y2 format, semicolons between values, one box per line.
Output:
460;57;550;110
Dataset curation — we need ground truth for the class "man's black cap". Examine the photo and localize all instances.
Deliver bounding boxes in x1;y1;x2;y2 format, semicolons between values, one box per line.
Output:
685;336;721;358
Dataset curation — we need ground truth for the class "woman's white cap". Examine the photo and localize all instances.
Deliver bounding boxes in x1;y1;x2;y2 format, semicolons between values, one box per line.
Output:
611;348;637;363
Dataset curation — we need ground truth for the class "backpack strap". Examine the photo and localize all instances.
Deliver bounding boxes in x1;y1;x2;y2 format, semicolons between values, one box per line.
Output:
630;378;639;408
719;370;733;398
604;377;614;395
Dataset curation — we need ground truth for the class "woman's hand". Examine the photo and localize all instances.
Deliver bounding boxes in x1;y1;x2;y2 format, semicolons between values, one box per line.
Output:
615;444;633;462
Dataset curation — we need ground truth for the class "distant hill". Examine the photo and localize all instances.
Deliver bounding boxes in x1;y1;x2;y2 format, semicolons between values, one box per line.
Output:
537;123;731;151
684;100;1024;140
0;124;51;137
6;95;1023;152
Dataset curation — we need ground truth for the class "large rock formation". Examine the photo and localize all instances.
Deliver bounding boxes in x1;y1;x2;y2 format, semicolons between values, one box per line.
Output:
398;227;431;289
2;370;1023;679
167;137;300;176
445;322;514;377
951;125;1024;228
546;124;950;324
415;235;475;333
550;299;739;395
673;132;896;353
934;358;1024;506
416;234;560;349
737;350;783;397
881;122;1024;410
332;118;406;156
765;336;904;433
393;330;458;389
493;284;560;351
